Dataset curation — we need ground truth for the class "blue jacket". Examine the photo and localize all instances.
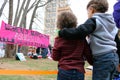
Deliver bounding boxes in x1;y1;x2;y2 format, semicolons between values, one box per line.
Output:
113;1;120;28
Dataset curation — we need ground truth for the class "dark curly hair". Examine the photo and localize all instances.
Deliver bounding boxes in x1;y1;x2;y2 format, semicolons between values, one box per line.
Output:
57;11;77;29
87;0;108;13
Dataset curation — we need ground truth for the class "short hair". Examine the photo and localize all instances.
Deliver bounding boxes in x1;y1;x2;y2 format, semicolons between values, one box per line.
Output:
87;0;108;13
57;11;77;29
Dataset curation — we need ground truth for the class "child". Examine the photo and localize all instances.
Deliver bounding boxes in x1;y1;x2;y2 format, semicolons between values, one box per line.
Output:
52;12;93;80
59;0;119;80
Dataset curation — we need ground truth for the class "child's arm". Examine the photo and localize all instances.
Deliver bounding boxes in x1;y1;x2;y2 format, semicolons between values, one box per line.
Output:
51;38;61;61
59;18;96;39
83;40;93;65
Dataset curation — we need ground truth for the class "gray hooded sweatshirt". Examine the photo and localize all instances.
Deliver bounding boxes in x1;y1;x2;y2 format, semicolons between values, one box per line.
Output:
90;13;118;56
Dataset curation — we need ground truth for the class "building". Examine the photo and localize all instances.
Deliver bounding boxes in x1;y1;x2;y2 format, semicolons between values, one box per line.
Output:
44;0;71;45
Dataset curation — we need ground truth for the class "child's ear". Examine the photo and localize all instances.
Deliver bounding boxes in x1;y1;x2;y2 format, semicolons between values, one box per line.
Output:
90;7;96;14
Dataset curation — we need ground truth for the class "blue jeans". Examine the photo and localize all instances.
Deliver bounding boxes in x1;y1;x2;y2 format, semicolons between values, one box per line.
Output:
57;68;84;80
93;52;119;80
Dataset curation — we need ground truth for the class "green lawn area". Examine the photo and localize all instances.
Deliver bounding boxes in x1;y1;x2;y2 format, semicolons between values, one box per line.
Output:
0;57;92;80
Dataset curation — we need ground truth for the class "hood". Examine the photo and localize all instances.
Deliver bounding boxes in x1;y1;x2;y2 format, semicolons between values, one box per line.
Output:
93;13;118;31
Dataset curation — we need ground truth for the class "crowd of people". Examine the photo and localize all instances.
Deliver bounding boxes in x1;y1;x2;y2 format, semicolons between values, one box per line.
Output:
51;0;120;80
16;44;52;60
27;45;52;59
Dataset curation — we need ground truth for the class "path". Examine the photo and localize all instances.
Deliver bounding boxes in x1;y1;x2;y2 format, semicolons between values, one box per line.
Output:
0;69;92;75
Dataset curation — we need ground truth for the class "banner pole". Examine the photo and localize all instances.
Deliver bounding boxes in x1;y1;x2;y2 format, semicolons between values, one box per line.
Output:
15;44;18;54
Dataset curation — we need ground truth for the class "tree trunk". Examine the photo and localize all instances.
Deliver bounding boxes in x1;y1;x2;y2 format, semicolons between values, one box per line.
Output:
13;0;26;26
19;0;31;27
13;0;20;26
5;0;14;58
8;0;13;24
29;0;40;30
23;16;26;28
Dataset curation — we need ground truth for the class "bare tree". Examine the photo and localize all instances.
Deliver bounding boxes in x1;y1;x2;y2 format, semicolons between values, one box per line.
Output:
13;0;26;26
8;0;13;24
13;0;52;28
29;0;53;30
0;0;8;17
29;0;41;30
13;0;20;26
19;0;31;27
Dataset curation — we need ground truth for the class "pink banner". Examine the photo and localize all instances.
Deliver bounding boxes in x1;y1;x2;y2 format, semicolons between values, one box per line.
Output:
0;21;49;48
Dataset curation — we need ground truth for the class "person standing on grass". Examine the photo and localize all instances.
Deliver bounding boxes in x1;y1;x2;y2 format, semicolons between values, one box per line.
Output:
113;0;120;79
113;0;120;62
58;0;119;80
52;11;93;80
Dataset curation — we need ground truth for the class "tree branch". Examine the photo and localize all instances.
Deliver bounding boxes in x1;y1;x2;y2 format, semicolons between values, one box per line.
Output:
13;0;20;26
14;0;26;26
27;0;37;13
38;0;53;7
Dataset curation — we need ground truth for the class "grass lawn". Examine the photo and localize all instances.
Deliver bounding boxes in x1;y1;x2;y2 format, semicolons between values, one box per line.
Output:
0;57;92;80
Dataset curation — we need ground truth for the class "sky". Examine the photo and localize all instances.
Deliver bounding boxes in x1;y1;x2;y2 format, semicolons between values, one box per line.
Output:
69;0;117;25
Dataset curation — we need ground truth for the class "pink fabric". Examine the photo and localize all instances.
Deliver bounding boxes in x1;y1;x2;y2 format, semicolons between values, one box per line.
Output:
0;21;49;48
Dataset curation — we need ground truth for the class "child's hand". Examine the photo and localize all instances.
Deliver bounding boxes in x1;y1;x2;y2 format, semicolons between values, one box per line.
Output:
55;29;60;37
117;64;120;72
